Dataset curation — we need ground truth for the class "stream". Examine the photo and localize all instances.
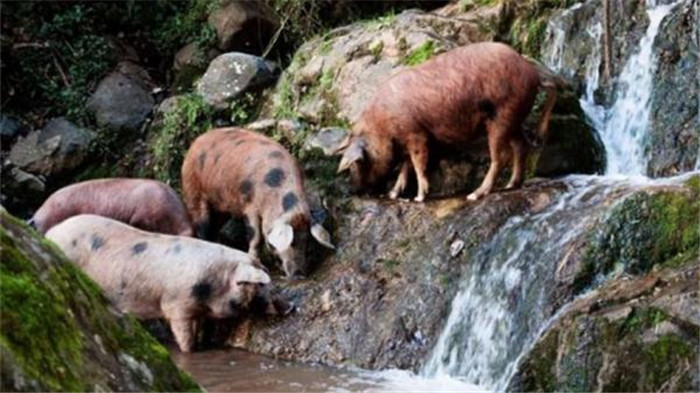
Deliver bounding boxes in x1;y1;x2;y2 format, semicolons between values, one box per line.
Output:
171;348;484;392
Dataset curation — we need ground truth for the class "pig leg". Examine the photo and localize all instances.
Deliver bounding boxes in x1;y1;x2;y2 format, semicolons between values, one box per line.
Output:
169;316;196;352
505;137;526;190
468;128;507;201
243;212;262;263
388;161;412;200
407;135;430;202
185;190;213;239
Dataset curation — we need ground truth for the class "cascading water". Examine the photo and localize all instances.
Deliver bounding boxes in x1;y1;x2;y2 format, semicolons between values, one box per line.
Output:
578;0;683;176
421;176;645;390
421;0;689;391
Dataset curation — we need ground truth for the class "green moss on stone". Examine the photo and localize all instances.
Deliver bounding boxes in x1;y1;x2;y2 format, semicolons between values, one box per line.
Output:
575;187;700;291
401;41;436;66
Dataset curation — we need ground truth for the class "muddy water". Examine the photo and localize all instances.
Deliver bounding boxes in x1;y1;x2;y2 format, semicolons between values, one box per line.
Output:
171;348;486;392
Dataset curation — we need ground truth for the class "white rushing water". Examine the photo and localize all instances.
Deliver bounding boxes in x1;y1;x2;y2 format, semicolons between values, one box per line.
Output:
578;0;682;176
421;1;686;391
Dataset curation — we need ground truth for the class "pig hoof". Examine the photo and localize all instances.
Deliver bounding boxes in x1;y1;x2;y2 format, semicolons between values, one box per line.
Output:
413;195;425;203
466;193;480;201
388;191;399;200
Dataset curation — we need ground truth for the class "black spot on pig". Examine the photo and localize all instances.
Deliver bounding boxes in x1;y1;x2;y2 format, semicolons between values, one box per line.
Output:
269;151;284;159
90;235;105;251
198;152;207;170
264;168;285;187
214;153;221;165
132;242;148;255
282;192;298;211
478;99;497;119
191;281;213;303
240;180;254;202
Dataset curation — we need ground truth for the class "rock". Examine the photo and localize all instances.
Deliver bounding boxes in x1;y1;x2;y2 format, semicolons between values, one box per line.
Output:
235;174;698;375
173;42;221;72
0;114;21;146
196;52;277;110
305;127;348;155
508;264;699;392
8;117;94;177
207;0;278;53
647;0;698;176
263;5;604;196
86;61;155;133
0;210;200;392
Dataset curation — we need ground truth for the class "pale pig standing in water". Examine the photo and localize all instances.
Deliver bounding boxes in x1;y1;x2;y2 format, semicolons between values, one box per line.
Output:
31;178;193;236
181;127;335;278
335;42;565;202
45;214;270;352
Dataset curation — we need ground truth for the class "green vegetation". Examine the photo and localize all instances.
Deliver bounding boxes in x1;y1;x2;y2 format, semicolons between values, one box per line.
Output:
401;41;436;66
150;93;214;187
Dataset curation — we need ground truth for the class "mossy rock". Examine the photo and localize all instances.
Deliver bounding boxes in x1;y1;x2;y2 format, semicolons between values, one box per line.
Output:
0;209;201;392
574;180;700;292
510;265;699;392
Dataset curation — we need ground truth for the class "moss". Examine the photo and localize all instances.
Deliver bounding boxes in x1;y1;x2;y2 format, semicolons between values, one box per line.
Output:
0;210;200;391
518;330;560;391
149;93;214;188
644;335;694;389
575;188;700;291
401;41;436;66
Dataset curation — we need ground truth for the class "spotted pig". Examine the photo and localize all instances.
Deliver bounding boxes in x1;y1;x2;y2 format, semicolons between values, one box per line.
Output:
181;127;335;278
45;214;270;352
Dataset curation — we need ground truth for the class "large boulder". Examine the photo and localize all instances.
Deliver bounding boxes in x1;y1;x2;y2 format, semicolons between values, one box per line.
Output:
196;52;277;110
508;264;699;392
0;209;200;392
207;0;279;54
86;61;155;133
8;117;94;177
233;174;698;382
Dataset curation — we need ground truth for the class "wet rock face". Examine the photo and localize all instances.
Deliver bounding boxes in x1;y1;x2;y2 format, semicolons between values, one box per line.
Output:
647;0;698;176
235;175;699;374
196;52;277;110
0;210;200;392
508;264;699;392
86;61;155;134
8;117;94;177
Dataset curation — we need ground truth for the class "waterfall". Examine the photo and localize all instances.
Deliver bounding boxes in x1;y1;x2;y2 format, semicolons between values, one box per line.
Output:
579;0;682;176
421;176;645;389
421;1;687;391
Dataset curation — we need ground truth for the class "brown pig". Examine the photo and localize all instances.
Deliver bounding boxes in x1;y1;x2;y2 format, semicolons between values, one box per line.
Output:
181;128;335;278
45;214;270;352
334;42;565;202
31;178;193;236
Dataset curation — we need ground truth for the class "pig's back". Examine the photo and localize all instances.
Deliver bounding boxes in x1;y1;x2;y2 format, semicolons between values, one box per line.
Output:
374;42;540;143
185;128;305;213
34;178;188;234
46;215;247;317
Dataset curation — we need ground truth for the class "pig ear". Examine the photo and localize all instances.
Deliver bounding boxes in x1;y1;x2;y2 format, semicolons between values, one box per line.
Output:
268;221;294;251
331;135;352;155
234;264;271;285
311;223;335;249
337;138;365;173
